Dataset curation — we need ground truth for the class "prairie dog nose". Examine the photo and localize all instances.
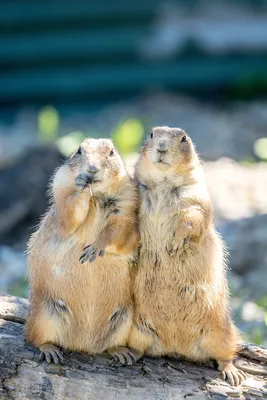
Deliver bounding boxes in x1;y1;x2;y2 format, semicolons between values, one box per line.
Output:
157;138;168;153
87;164;99;174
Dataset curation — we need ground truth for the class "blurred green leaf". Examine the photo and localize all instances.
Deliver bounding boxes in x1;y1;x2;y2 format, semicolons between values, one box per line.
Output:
254;137;267;160
240;157;257;165
9;277;28;298
257;295;267;309
229;72;267;99
112;118;144;154
252;327;263;345
38;106;59;142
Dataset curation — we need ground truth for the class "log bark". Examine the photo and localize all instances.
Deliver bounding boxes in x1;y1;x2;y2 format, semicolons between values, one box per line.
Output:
0;295;266;400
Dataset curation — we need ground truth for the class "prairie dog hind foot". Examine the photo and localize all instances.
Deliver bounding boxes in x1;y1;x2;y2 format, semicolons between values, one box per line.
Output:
218;360;246;386
108;346;141;366
39;343;64;364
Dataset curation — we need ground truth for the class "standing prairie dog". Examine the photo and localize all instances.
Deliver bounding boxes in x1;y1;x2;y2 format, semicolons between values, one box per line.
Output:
25;138;139;364
128;126;246;386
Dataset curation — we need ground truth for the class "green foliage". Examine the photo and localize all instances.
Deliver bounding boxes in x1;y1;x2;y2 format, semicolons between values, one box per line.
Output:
257;295;267;327
257;295;267;309
229;72;267;99
9;277;28;299
253;138;267;161
240;157;257;165
38;106;59;142
37;106;144;157
112;118;144;155
252;327;263;345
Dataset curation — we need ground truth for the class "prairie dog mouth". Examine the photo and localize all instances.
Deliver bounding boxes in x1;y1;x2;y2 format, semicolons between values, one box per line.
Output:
155;159;170;166
87;176;102;185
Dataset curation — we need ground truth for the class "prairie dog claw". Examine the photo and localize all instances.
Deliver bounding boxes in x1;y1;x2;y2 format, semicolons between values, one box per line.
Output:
218;360;246;386
108;347;138;366
39;343;63;364
80;244;105;263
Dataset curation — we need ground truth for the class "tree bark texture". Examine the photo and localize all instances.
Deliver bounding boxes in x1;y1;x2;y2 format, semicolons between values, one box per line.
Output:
0;295;266;399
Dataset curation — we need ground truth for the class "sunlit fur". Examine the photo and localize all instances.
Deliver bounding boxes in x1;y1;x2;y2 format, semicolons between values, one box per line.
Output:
25;138;139;356
128;126;245;385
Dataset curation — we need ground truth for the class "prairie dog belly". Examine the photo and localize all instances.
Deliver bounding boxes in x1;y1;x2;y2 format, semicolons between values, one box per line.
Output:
134;252;183;322
32;233;133;353
134;233;221;351
139;183;182;253
64;258;132;350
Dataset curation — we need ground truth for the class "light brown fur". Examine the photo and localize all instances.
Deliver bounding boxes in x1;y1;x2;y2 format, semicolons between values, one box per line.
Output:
25;138;139;363
128;127;246;386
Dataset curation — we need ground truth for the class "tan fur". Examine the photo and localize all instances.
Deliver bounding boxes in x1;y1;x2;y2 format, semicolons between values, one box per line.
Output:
128;127;245;385
25;138;139;357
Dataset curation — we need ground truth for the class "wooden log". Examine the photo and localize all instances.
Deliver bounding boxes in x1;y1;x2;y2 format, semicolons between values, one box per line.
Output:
0;294;266;399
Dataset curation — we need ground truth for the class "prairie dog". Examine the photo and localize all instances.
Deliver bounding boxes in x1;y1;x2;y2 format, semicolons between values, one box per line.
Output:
128;126;246;386
25;138;139;364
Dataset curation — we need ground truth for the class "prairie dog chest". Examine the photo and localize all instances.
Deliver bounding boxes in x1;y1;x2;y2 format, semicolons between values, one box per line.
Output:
72;193;122;248
95;194;120;217
138;181;182;248
89;194;121;227
139;181;181;220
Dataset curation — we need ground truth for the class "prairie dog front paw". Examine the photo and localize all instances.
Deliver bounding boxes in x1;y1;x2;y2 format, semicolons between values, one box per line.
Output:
80;243;105;263
167;225;191;255
75;173;93;193
177;221;193;238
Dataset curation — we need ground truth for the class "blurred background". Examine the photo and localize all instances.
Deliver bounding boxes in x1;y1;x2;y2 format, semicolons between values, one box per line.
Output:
0;0;267;345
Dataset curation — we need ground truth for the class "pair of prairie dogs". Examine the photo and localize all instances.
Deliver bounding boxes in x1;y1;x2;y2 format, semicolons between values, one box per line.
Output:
26;126;245;386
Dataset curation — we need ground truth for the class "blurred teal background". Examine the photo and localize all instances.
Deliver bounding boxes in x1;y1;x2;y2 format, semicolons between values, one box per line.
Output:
1;0;267;107
0;0;267;345
1;0;267;156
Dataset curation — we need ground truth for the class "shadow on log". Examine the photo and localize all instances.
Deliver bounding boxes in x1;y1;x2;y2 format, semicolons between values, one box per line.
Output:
0;295;266;399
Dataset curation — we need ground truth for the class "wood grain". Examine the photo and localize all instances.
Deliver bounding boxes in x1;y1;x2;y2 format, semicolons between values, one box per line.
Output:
0;295;266;399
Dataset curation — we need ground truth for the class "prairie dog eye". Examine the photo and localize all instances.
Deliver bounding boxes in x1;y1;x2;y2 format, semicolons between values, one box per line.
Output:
77;146;82;155
109;149;115;156
181;135;187;143
150;132;153;138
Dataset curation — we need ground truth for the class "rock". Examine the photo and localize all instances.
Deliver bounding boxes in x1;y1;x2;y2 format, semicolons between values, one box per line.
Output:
220;214;267;277
0;246;27;294
0;109;38;168
0;294;28;323
205;158;267;224
0;146;63;245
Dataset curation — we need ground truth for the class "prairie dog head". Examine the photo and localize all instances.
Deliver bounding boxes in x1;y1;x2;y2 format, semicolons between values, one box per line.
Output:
136;126;199;183
68;138;126;193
